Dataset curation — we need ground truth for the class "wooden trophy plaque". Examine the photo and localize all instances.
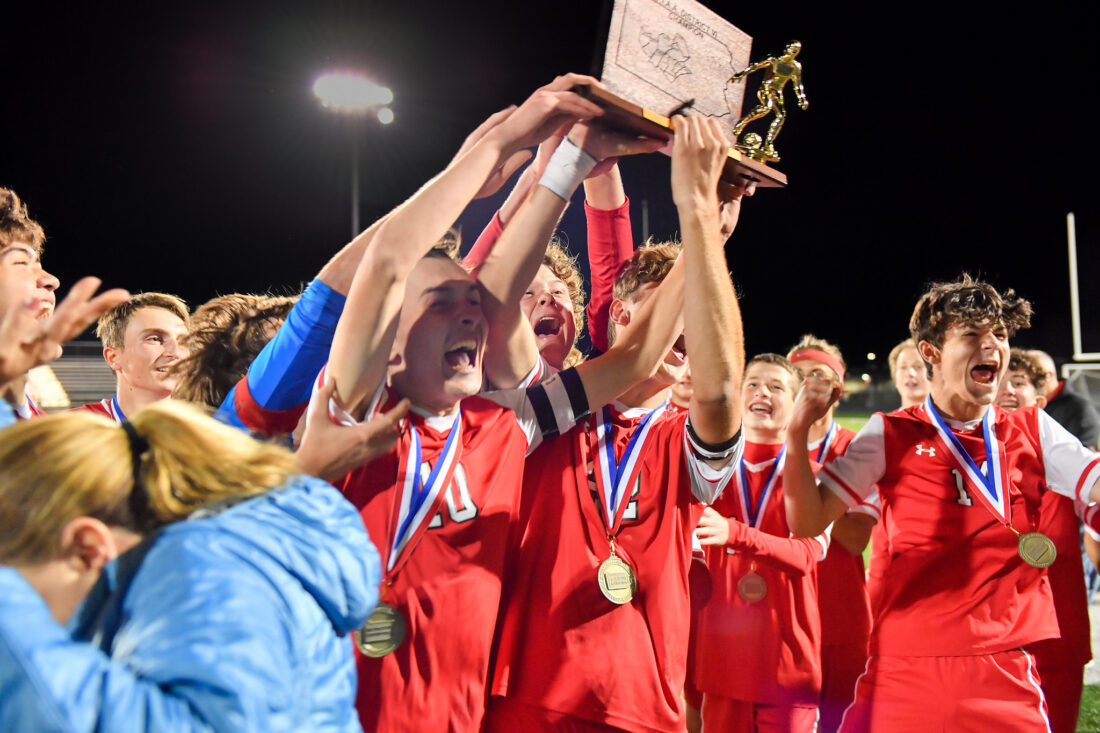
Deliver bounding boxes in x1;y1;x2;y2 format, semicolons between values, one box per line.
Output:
582;0;787;187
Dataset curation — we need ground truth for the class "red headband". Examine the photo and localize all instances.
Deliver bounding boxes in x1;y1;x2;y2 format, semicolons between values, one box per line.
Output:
789;349;846;382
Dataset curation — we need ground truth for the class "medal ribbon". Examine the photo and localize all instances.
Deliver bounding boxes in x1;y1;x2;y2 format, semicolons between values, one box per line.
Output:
814;420;837;464
735;445;786;528
385;408;463;574
109;395;126;425
593;401;668;534
924;396;1011;525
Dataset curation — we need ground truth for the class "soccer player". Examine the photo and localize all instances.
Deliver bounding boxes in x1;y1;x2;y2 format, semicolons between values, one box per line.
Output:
889;337;931;409
0;187;60;419
1030;348;1100;449
78;292;189;423
998;348;1091;733
691;353;828;731
784;275;1100;731
787;335;876;733
485;114;746;732
313;76;691;731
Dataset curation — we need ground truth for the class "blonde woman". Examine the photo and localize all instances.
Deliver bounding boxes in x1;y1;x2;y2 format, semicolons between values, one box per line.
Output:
0;400;381;731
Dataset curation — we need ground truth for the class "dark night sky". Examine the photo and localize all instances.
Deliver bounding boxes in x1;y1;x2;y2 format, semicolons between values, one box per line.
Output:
3;1;1098;377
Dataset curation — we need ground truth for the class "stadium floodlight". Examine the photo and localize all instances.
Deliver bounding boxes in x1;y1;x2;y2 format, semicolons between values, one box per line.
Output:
313;72;393;112
313;70;394;237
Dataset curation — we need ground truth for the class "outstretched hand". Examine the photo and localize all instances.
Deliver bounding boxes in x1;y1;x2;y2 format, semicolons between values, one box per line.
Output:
0;276;129;385
669;115;729;210
296;376;411;482
696;506;731;546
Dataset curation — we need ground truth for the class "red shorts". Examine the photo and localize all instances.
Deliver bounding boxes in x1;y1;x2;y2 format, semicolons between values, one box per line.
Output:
1034;664;1083;733
701;694;818;733
483;697;631;733
838;650;1051;733
819;640;869;733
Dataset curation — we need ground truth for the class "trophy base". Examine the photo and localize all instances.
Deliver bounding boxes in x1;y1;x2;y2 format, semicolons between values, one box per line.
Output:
573;84;788;189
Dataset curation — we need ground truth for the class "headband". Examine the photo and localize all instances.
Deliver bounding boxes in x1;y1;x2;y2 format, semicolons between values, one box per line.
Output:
789;349;846;382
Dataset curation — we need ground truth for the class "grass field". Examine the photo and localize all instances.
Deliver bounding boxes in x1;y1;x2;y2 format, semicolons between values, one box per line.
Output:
1080;685;1100;731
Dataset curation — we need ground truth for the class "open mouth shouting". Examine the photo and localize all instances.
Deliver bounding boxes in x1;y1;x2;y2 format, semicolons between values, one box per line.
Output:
970;361;1000;387
533;314;564;339
444;340;480;374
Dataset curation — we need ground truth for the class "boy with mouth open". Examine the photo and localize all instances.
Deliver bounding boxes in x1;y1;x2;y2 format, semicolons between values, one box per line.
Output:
784;275;1100;731
310;75;699;731
485;114;748;732
690;353;831;731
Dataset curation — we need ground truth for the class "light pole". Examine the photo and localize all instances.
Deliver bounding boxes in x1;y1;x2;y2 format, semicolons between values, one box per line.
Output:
313;71;394;239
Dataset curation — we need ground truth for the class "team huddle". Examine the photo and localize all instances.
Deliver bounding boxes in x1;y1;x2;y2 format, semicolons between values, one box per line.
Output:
1;74;1098;733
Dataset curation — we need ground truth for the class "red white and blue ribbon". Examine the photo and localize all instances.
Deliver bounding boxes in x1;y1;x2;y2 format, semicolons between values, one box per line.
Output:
736;445;786;528
386;409;463;574
108;395;126;424
593;401;668;534
814;420;838;464
925;396;1011;524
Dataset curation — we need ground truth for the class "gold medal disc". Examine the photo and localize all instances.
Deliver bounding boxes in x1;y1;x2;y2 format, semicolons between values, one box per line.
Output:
354;602;406;657
1017;532;1057;569
737;571;768;603
597;555;638;604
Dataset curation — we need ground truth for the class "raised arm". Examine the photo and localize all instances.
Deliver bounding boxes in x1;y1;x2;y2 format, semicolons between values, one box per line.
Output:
673;115;744;445
784;374;849;536
327;75;605;414
476;121;662;389
584;164;633;355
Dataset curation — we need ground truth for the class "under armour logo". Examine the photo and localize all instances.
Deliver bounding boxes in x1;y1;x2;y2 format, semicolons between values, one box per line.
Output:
915;443;936;457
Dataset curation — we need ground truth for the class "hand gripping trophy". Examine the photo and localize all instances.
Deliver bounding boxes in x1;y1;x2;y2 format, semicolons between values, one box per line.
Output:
729;41;808;163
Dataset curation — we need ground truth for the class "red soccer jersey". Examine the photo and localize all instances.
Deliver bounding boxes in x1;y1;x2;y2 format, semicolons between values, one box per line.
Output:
1026;490;1091;668
325;365;585;733
693;441;827;707
72;397;122;423
490;403;738;732
814;426;876;647
819;403;1100;657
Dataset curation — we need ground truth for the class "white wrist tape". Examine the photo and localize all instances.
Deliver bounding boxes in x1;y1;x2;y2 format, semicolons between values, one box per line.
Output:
538;138;597;202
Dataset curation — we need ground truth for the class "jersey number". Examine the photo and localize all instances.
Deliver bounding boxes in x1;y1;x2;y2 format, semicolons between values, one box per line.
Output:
950;462;987;507
426;463;479;528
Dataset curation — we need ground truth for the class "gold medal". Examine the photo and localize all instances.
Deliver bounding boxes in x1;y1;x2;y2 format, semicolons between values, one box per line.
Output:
597;554;637;604
354;602;406;657
1017;532;1057;569
737;571;767;603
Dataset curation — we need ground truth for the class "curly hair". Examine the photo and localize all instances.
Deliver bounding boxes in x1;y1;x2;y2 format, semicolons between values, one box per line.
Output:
607;240;681;348
0;187;45;255
909;274;1032;349
543;239;586;368
1007;348;1047;393
172;293;297;407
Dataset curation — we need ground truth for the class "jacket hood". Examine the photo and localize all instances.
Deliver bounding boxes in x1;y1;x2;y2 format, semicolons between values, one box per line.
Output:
183;475;380;634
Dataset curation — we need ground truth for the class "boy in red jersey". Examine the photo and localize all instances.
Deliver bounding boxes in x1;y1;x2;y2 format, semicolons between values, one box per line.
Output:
76;292;189;423
889;337;931;410
784;275;1100;732
312;76;696;732
998;348;1091;733
691;353;828;731
786;336;877;733
485;114;747;733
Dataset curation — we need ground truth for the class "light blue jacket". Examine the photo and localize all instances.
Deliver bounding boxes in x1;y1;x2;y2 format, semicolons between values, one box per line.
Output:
0;475;379;731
